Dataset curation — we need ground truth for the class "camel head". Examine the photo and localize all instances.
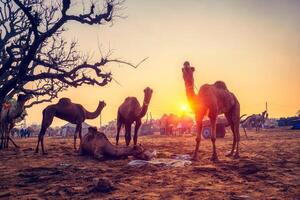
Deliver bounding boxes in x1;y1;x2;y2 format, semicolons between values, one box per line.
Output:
17;94;32;106
261;110;268;119
131;145;153;161
99;101;106;109
88;126;98;134
182;61;195;87
143;87;153;105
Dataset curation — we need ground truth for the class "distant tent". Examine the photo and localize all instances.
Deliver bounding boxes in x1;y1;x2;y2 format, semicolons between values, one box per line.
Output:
60;122;92;137
278;117;299;127
291;120;300;130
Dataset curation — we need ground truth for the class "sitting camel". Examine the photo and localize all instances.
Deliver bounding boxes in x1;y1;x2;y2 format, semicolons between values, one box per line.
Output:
116;87;153;146
182;61;241;161
35;98;106;154
79;127;149;160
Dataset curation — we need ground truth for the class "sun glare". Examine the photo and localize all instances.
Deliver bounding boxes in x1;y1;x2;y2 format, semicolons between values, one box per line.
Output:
180;104;188;112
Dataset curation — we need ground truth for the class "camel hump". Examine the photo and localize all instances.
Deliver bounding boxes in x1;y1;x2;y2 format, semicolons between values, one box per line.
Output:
88;127;109;141
97;132;110;142
124;96;137;102
123;97;140;107
58;98;71;106
214;81;228;90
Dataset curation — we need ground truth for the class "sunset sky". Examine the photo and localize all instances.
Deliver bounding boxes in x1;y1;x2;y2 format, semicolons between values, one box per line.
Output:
26;0;300;127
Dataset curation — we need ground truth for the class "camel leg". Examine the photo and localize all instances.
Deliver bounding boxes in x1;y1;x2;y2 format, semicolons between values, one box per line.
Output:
227;123;236;157
5;125;9;148
116;117;122;145
0;133;3;149
5;130;9;148
73;132;77;150
225;113;236;157
35;134;41;153
0;126;4;149
36;125;48;154
209;116;219;162
41;135;47;155
78;124;82;148
2;126;7;149
36;110;53;154
133;119;141;146
233;122;240;159
0;125;7;149
192;112;205;161
125;123;132;146
8;136;19;148
243;126;248;138
74;124;81;151
6;123;18;148
232;108;241;159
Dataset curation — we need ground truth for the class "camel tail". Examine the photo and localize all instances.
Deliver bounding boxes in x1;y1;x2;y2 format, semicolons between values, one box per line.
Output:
224;114;247;127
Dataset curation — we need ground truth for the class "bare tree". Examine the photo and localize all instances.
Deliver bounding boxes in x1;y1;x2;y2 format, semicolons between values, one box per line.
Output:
0;0;147;148
0;0;140;110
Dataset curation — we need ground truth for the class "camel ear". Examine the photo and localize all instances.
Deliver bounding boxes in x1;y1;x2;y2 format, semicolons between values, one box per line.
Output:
88;126;97;133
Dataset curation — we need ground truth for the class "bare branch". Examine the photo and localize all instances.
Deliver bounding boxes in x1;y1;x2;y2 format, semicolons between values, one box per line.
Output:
0;0;147;122
108;57;149;68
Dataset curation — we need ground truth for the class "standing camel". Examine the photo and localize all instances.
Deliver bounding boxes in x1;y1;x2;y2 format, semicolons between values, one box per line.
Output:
241;110;268;133
35;98;106;154
182;61;241;161
116;87;153;146
0;94;32;149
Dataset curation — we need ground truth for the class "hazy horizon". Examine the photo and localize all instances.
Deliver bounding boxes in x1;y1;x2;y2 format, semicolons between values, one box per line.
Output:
25;0;300;127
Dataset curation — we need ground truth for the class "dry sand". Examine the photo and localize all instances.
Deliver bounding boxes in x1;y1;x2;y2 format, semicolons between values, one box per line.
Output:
0;129;299;200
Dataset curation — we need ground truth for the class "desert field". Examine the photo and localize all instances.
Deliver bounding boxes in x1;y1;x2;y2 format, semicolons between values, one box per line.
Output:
0;129;299;200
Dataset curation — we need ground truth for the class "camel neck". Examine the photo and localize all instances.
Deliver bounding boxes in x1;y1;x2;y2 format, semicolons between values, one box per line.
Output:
184;82;197;110
109;145;133;157
139;102;149;118
85;103;103;119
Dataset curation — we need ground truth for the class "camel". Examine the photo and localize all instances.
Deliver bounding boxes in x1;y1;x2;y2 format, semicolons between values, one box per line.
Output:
182;61;241;161
79;127;150;160
0;94;32;149
159;114;178;135
159;114;192;136
35;98;106;154
116;87;153;146
241;110;268;133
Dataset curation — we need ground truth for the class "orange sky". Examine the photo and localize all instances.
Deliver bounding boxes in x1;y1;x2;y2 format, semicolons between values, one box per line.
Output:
26;0;300;127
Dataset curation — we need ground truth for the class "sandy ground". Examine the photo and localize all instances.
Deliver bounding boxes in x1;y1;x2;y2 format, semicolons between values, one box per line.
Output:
0;129;299;200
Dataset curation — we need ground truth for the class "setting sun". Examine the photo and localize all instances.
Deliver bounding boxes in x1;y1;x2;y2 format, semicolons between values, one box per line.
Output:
180;104;190;112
